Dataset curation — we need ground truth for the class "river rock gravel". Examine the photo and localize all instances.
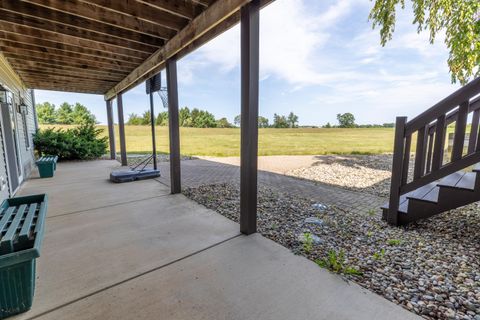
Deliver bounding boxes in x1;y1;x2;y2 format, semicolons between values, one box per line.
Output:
184;183;480;320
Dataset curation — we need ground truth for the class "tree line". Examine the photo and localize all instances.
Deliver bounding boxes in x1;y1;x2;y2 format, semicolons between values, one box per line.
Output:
36;102;97;125
127;107;234;128
128;107;300;128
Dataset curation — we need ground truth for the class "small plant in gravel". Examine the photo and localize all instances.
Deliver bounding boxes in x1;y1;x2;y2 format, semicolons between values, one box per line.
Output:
366;231;374;237
302;232;314;254
367;209;376;216
322;216;337;227
372;248;385;261
387;239;402;246
315;250;362;276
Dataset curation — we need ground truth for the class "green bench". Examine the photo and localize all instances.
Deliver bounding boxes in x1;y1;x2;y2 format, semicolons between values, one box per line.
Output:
36;155;58;178
0;194;48;318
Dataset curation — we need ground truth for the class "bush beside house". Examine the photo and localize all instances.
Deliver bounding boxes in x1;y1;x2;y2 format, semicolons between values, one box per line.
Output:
33;124;108;160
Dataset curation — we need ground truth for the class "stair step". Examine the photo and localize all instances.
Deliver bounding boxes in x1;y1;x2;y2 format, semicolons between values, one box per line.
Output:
398;199;408;214
438;172;477;191
382;169;478;216
456;172;477;190
437;172;466;188
473;163;480;172
421;186;440;203
382;182;437;213
406;182;438;203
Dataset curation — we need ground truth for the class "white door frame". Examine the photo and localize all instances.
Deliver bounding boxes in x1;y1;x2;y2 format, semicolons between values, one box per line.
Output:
0;89;24;195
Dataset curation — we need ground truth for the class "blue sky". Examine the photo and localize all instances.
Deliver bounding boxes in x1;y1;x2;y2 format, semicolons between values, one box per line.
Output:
34;0;459;126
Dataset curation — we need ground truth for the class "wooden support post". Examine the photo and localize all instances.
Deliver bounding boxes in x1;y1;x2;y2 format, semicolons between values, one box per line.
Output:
451;101;469;161
401;134;412;185
149;92;157;170
240;0;260;235
387;116;407;226
470;109;480;153
106;99;116;160
166;58;181;194
117;93;127;166
413;126;427;180
432;115;446;171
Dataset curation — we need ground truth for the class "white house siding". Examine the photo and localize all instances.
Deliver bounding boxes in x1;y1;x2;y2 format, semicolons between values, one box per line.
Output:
0;53;37;201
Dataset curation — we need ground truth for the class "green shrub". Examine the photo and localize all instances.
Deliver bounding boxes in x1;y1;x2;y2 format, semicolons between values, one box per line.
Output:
315;249;363;276
33;124;108;160
387;239;402;246
302;232;314;254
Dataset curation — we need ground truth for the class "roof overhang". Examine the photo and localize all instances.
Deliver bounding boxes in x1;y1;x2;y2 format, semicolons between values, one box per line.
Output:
0;0;273;99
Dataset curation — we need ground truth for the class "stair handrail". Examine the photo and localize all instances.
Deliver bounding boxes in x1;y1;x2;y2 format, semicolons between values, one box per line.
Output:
405;77;480;135
386;77;480;225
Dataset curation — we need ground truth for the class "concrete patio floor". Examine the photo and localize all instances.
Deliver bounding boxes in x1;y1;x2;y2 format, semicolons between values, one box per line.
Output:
12;160;419;320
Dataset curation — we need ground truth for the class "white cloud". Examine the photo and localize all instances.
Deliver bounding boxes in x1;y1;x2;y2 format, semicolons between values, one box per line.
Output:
177;0;460;124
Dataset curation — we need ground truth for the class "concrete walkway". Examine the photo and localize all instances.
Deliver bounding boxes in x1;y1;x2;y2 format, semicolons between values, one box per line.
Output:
12;160;418;320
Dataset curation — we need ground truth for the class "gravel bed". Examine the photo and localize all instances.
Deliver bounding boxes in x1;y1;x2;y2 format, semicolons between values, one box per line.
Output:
184;183;480;320
286;154;415;197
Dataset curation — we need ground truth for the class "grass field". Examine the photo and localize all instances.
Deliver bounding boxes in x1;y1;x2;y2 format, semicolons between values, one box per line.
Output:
40;125;397;157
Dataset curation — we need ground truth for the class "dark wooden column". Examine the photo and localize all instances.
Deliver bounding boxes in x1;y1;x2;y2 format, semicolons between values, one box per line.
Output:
116;93;128;166
149;92;158;170
166;58;181;194
240;0;260;235
106;99;116;160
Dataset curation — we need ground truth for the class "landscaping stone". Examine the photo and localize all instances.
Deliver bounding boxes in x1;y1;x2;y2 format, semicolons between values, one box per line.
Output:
304;217;324;225
286;154;415;197
312;203;329;211
184;183;480;320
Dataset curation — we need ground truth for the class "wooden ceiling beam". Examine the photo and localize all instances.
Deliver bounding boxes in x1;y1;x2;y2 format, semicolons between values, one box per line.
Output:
136;0;204;20
9;60;130;78
0;31;148;63
191;0;215;7
25;78;112;88
4;54;135;75
25;79;114;88
105;0;251;100
20;74;118;85
26;84;107;94
0;10;158;54
1;50;135;71
0;48;134;72
80;0;188;31
14;67;124;82
0;1;166;47
0;23;149;59
23;0;177;39
0;43;139;69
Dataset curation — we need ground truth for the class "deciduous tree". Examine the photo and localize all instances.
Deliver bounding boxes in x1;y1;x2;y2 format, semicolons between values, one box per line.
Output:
369;0;480;83
287;112;299;128
36;102;56;124
56;102;74;124
337;113;356;128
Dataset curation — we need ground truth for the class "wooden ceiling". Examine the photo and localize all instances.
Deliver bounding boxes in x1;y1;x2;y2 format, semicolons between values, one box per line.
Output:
0;0;272;98
0;0;215;94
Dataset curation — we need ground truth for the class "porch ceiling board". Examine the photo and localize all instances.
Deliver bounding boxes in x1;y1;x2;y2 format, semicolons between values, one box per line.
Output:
0;0;274;95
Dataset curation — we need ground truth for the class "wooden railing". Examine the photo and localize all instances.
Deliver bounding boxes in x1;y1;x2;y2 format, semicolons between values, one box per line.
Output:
387;77;480;225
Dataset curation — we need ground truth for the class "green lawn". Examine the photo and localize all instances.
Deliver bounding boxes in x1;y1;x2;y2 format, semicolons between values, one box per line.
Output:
40;125;396;157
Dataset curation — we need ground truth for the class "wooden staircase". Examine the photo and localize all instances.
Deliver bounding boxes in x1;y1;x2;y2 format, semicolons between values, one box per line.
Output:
383;77;480;225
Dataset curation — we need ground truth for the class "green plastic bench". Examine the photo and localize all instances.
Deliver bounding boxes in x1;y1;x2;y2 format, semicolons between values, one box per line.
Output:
36;156;57;178
0;194;48;318
44;155;58;171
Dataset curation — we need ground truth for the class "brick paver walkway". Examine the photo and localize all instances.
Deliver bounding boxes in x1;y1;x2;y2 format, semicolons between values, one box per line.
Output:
156;159;386;214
